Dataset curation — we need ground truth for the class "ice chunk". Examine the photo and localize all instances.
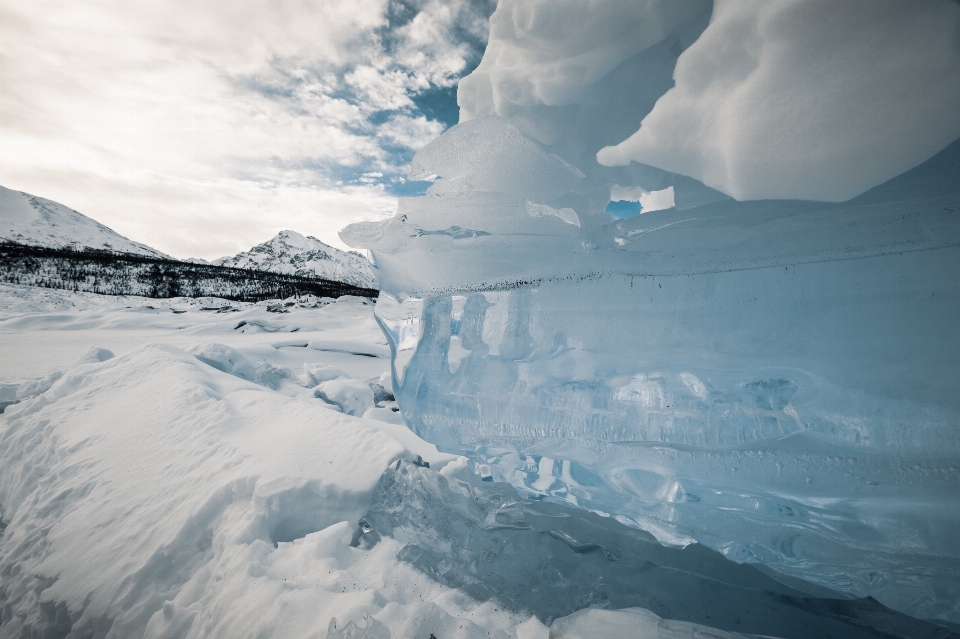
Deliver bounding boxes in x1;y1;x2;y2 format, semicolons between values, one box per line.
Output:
409;117;584;202
598;0;960;202
347;67;960;631
315;378;375;416
358;461;947;637
253;360;293;391
366;378;394;405
345;0;960;626
186;343;257;381
303;362;350;385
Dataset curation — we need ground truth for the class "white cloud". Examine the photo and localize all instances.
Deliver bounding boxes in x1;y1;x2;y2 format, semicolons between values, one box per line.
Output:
0;0;493;259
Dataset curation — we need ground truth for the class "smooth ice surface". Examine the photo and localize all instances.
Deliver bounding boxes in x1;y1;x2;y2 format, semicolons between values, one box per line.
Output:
340;0;960;625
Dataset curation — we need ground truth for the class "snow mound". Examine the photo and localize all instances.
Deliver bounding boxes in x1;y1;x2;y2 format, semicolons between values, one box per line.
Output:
74;346;116;365
303;362;350;385
315;378;375;416
187;343;258;381
214;230;377;289
0;344;539;638
0;185;169;257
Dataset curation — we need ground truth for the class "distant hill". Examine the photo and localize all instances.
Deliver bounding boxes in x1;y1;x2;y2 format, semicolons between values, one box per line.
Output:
0;186;379;300
214;230;377;289
0;185;169;258
0;242;377;302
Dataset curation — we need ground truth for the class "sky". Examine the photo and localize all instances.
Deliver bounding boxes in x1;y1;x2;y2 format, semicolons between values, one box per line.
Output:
0;0;496;259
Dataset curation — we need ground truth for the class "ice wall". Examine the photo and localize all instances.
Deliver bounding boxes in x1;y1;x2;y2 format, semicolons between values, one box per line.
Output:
340;0;960;626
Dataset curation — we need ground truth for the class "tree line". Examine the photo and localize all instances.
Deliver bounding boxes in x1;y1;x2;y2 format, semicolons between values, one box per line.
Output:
0;242;378;301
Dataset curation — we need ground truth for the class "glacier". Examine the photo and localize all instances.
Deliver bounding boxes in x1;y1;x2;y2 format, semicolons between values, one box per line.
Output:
340;0;960;626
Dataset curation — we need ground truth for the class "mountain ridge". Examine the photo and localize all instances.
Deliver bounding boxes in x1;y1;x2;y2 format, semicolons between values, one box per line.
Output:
213;230;377;289
0;185;170;258
0;186;378;290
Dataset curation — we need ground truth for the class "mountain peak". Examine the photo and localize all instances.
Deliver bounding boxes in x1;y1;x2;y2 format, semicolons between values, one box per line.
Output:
214;230;377;289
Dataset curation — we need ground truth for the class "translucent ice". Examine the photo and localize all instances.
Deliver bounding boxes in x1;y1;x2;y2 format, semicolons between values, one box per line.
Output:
358;461;950;638
341;0;960;626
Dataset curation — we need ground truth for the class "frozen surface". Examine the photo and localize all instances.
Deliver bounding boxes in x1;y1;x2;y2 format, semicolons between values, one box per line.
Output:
340;0;960;626
0;283;853;638
0;284;537;638
348;137;960;627
358;460;951;638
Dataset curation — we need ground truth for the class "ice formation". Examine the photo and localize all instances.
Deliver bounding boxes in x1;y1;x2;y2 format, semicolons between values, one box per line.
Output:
340;0;960;626
357;459;950;637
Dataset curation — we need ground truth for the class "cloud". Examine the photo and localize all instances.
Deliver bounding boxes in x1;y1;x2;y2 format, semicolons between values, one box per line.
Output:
0;0;494;259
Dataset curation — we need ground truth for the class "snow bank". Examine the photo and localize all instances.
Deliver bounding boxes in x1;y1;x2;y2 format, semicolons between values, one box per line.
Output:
315;378;375;416
0;343;532;638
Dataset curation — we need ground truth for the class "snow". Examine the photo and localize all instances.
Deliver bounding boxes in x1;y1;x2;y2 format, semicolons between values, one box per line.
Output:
4;1;960;634
0;284;537;637
0;185;169;257
457;0;960;205
597;0;960;202
214;230;377;290
0;283;833;638
315;378;375;416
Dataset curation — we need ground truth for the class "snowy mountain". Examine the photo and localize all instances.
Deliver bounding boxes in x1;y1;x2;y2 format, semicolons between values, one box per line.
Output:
0;185;169;258
214;230;377;289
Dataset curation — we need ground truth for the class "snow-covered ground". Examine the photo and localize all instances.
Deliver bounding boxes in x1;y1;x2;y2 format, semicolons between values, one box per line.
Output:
2;284;951;639
0;284;534;638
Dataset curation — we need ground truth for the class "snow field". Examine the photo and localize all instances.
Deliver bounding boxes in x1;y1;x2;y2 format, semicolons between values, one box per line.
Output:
1;285;754;638
0;287;539;637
